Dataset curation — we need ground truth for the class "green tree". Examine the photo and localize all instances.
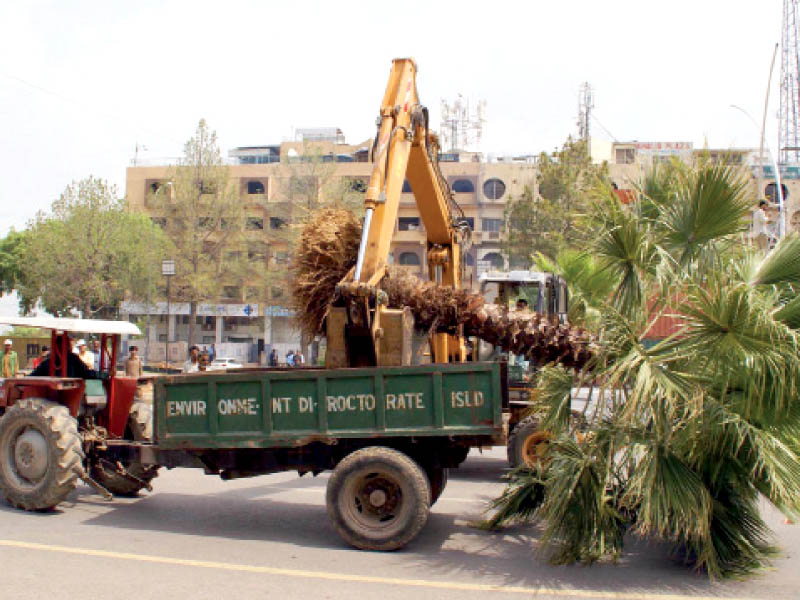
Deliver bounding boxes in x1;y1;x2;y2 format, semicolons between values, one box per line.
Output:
0;229;27;297
488;161;800;578
150;119;246;346
503;186;561;267
503;137;607;267
15;176;168;317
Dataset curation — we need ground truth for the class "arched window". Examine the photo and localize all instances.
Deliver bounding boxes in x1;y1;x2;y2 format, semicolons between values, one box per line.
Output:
398;252;421;266
402;179;412;193
452;179;475;193
765;182;789;204
483;178;506;200
247;181;265;194
482;252;504;269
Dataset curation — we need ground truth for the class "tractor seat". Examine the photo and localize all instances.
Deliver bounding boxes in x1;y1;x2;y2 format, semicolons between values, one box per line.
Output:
84;378;107;406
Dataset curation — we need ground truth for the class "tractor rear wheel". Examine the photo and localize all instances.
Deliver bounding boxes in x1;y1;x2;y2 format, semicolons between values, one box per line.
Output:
91;402;159;497
0;398;84;511
326;447;430;551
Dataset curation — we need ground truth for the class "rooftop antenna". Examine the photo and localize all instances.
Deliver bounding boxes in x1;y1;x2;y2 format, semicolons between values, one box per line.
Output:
577;82;594;142
780;0;800;163
440;95;486;152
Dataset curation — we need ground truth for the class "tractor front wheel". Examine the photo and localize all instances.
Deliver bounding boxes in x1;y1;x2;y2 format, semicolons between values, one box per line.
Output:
507;416;551;469
0;398;84;511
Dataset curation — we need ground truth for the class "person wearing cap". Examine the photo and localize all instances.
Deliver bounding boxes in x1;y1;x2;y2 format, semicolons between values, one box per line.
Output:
0;339;18;377
75;339;94;369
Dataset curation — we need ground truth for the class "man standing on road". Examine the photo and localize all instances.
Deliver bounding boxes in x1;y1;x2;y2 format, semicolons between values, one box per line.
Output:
182;345;200;373
0;339;18;377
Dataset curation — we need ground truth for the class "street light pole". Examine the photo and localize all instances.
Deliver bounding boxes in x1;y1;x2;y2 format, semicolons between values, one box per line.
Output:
162;259;175;370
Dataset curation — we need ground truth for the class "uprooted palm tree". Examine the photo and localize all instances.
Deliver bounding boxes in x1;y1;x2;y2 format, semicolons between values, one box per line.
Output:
486;160;800;578
290;210;596;370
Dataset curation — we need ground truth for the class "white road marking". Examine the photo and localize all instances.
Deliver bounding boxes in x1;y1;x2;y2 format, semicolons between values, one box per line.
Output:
0;539;757;600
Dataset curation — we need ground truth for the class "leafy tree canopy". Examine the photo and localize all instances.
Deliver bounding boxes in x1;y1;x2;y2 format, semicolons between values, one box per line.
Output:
15;176;169;317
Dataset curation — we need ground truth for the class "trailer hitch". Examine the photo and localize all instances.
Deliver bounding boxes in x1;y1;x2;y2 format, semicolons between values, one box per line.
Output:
76;467;113;501
99;458;154;492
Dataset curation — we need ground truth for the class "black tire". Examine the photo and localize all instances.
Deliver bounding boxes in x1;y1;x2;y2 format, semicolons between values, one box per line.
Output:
91;402;159;497
507;415;550;469
426;466;448;506
326;446;430;551
0;398;84;511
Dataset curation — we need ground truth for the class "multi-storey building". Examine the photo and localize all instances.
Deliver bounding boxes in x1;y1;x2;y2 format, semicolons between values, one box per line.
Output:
126;130;795;363
124;130;538;361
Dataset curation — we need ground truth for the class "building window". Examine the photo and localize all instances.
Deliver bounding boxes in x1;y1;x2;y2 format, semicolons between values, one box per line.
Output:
464;253;475;266
483;178;506;200
402;179;412;193
347;177;368;193
247;181;265;194
482;218;503;232
765;183;789;204
198;217;214;229
223;286;240;299
151;217;166;228
615;148;636;164
246;217;264;230
269;217;286;230
398;252;421;266
482;252;504;269
452;179;475;193
248;243;266;260
271;286;284;299
460;217;475;230
398;217;421;231
149;180;164;194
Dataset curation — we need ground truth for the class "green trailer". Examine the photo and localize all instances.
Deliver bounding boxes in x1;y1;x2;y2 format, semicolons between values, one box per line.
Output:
102;362;504;550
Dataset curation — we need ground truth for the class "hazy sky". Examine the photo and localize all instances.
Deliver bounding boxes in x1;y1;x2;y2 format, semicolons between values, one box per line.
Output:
0;0;785;236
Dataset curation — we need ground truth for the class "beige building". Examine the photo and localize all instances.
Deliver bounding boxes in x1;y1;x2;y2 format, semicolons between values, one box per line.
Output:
124;130;538;360
595;139;800;238
126;131;798;362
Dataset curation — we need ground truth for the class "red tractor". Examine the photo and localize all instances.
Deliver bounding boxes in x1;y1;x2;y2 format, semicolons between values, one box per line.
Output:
0;316;157;510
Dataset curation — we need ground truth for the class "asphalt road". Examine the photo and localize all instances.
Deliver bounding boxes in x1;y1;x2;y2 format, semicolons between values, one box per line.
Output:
0;447;797;600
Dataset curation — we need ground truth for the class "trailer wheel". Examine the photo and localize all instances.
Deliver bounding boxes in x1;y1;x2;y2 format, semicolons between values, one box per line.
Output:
0;398;84;511
507;415;550;469
326;447;430;551
91;402;159;497
426;466;448;506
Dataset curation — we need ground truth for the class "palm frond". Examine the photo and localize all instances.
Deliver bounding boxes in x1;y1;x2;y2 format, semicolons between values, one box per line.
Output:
658;163;749;266
749;233;800;287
